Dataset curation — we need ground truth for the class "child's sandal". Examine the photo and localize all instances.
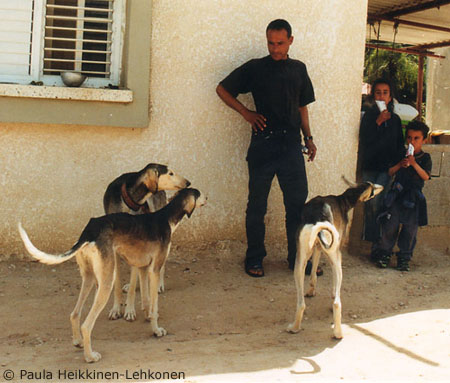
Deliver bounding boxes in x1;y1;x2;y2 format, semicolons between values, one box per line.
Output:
376;252;391;268
396;254;410;271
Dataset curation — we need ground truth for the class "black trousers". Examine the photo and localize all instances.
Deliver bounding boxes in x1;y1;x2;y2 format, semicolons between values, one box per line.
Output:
245;144;308;266
378;201;418;259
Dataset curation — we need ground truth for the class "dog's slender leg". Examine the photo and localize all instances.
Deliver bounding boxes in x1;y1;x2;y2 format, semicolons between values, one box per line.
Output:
70;268;95;348
287;244;309;333
138;267;145;311
145;266;167;337
331;255;337;299
306;247;320;297
81;254;115;363
124;267;139;321
331;249;343;339
139;267;151;318
158;264;165;293
108;254;123;320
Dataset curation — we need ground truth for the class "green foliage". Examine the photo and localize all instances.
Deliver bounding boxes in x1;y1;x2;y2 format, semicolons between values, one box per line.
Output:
364;45;425;105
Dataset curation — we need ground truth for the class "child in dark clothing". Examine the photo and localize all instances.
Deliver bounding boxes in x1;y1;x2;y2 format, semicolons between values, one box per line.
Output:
359;79;404;257
376;121;432;271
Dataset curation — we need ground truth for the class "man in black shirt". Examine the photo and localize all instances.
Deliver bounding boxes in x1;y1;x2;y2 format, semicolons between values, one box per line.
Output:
216;19;318;277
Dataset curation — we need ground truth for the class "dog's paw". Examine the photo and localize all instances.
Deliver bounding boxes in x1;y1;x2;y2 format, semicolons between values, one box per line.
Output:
124;307;137;322
108;306;123;320
305;288;316;297
153;327;167;337
72;339;83;348
85;351;102;363
158;283;165;294
286;323;301;334
333;328;343;340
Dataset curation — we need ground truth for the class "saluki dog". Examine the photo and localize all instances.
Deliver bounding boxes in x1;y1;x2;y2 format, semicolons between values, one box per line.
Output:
19;188;206;363
103;163;190;321
287;181;383;339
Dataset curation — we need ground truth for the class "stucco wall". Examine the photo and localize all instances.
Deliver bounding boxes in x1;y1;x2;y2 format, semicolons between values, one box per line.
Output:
0;0;368;257
426;47;450;131
424;49;450;234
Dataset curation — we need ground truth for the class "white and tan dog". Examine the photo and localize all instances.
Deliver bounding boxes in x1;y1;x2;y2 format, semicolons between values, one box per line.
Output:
287;181;383;339
19;188;206;363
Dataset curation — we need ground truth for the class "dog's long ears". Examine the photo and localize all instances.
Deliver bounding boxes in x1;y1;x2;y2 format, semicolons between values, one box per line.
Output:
145;169;159;193
186;201;196;218
186;208;195;218
342;175;357;187
184;194;199;218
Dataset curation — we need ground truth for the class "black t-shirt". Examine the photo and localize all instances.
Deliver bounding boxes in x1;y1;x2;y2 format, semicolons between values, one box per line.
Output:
220;55;315;134
395;150;432;190
392;150;432;226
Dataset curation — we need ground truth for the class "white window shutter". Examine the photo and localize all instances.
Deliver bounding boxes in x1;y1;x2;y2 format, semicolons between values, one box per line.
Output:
0;0;35;82
109;0;125;85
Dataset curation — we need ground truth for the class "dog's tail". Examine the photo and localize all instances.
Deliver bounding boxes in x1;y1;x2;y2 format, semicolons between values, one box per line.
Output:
18;222;89;265
302;221;340;254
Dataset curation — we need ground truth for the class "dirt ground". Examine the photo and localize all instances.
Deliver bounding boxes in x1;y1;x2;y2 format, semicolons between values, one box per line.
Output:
1;233;449;383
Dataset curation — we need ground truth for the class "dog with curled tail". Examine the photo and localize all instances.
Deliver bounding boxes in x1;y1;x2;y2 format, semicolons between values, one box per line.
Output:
287;180;383;339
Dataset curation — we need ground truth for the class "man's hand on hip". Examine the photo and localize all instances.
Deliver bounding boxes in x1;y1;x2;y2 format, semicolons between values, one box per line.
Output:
242;109;267;132
305;140;317;161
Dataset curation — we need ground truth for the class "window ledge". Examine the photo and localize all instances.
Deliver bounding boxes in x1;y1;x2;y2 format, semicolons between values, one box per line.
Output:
0;83;133;103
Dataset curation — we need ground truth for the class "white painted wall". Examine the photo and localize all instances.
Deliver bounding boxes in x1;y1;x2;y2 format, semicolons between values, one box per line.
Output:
0;0;368;257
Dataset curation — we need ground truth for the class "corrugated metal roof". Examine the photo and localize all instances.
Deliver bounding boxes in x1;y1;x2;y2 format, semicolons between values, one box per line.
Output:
368;0;429;16
367;0;450;49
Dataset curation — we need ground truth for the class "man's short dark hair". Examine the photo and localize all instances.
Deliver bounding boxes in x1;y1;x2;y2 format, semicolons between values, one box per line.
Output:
266;19;292;38
406;120;430;139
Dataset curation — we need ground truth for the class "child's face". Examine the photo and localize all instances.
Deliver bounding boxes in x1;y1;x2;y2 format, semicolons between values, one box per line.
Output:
406;129;426;153
373;83;392;105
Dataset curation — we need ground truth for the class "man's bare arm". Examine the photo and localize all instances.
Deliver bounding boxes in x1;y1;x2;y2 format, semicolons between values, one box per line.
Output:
216;84;266;131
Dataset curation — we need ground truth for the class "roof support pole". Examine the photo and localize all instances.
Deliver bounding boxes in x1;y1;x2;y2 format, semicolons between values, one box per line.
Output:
365;43;445;59
417;55;425;119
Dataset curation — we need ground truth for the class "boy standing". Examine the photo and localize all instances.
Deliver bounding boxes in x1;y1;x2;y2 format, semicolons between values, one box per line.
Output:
376;121;432;271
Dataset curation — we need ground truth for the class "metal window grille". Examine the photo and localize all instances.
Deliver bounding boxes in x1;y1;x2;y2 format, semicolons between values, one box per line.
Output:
0;0;125;87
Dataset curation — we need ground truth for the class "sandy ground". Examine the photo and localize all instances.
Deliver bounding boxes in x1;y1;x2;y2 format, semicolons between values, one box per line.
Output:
1;235;449;383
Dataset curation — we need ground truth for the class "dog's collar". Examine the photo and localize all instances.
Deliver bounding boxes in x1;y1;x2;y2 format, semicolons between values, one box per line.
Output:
121;183;150;214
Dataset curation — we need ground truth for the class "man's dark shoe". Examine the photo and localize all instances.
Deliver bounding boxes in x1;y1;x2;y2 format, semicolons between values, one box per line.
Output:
245;259;265;278
306;260;324;276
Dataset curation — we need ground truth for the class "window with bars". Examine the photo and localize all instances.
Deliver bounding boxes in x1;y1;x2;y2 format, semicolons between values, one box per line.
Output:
0;0;125;87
